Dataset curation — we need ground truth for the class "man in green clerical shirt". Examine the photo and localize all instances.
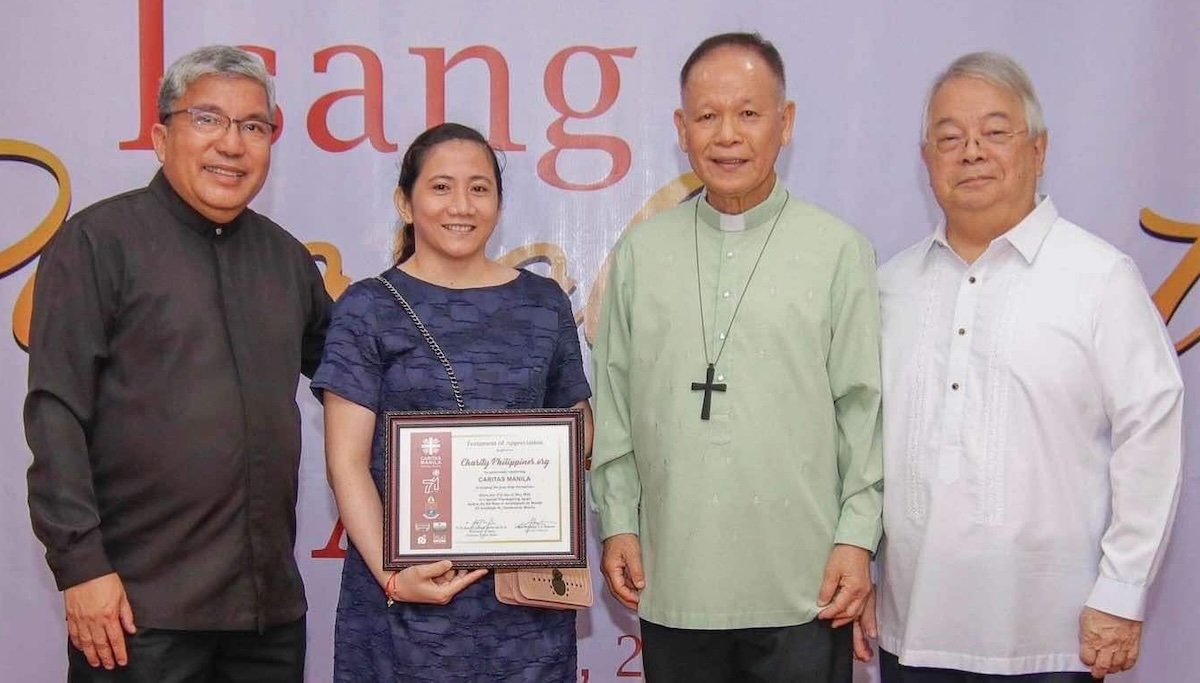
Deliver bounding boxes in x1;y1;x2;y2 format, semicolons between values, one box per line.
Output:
590;32;884;683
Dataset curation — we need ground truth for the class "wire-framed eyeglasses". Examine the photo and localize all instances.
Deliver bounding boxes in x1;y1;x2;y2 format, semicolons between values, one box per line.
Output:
928;128;1029;154
162;108;277;144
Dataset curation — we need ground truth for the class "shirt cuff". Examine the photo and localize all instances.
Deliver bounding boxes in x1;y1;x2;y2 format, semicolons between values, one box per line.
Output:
49;529;114;591
598;506;639;541
833;511;882;554
1085;576;1148;621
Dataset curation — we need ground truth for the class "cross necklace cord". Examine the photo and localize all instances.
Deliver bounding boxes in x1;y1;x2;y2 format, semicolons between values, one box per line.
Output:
692;191;790;419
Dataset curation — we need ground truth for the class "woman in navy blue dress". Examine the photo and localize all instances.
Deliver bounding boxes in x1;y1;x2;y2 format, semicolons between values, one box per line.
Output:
311;123;593;682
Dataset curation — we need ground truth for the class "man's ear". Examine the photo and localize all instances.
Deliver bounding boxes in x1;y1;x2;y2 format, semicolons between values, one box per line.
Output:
151;123;169;164
780;100;797;148
674;108;689;154
1032;131;1049;178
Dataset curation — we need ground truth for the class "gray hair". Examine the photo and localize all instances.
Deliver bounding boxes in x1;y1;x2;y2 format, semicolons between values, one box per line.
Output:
921;51;1046;142
158;45;276;122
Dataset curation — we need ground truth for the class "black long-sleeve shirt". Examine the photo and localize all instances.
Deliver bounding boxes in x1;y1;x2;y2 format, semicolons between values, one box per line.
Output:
24;171;331;630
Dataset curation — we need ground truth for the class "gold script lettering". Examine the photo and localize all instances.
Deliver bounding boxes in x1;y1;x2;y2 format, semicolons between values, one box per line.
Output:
499;243;576;296
306;241;353;301
581;172;703;344
0;139;73;350
1141;208;1200;355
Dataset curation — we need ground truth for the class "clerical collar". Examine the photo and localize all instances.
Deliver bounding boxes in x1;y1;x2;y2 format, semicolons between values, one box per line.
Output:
149;169;247;237
697;181;788;233
718;213;746;232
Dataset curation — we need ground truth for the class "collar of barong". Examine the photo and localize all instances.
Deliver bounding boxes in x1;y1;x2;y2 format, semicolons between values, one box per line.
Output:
695;179;788;232
148;169;249;237
926;194;1059;265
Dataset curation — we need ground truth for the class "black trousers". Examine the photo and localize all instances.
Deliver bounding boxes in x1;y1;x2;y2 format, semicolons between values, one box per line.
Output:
880;650;1098;683
67;617;305;683
640;618;852;683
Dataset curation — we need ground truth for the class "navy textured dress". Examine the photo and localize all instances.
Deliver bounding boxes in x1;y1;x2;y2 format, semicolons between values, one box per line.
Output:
311;267;591;682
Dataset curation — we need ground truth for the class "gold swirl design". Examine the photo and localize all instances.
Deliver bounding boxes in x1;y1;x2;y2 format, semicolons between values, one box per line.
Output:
500;243;577;296
581;172;703;343
1141;208;1200;355
307;241;353;301
1;139;73;350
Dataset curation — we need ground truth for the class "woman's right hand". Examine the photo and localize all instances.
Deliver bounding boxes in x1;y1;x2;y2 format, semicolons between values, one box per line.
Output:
385;560;489;605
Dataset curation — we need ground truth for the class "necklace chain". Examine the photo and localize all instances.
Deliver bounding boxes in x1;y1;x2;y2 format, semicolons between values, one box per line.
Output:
694;192;790;367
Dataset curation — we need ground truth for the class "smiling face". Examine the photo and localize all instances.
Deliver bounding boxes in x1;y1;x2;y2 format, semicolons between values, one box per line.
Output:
922;76;1047;232
674;45;795;215
395;139;500;264
151;75;272;224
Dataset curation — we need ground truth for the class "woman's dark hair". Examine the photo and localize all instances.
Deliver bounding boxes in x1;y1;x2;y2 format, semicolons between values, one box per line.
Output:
393;122;503;264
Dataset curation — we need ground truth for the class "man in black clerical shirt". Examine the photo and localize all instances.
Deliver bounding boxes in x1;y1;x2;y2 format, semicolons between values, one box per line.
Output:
24;45;330;682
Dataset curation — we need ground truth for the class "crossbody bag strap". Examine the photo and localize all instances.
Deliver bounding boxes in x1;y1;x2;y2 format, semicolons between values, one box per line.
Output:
374;275;466;412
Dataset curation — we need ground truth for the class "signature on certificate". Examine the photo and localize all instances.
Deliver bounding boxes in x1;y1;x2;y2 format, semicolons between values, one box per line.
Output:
515;517;557;535
463;518;502;539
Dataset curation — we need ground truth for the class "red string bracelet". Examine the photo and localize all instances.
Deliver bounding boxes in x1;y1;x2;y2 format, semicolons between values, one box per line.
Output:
385;571;399;606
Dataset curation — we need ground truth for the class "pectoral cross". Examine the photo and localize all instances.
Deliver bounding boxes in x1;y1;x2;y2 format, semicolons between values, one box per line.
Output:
691;363;727;420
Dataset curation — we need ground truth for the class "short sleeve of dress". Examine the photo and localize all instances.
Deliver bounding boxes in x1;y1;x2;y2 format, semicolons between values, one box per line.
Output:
543;285;592;409
310;280;384;412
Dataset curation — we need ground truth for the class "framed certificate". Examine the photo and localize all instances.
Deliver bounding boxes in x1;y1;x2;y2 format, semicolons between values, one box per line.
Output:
382;408;587;570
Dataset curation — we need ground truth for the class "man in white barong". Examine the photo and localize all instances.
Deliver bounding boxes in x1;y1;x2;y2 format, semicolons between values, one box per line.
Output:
860;51;1184;682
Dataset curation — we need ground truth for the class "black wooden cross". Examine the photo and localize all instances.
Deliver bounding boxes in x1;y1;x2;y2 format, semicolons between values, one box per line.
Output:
691;363;727;420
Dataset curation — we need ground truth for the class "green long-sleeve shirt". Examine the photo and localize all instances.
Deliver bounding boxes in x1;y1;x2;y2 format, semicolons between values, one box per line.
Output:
590;182;884;629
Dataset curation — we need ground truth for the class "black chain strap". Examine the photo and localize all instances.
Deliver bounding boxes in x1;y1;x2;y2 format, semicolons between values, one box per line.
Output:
374;275;466;412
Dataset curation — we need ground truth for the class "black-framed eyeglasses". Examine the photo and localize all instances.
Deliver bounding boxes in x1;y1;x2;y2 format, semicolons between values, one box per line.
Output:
162;108;277;144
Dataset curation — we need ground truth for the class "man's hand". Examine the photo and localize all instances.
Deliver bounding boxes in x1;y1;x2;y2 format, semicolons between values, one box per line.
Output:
64;573;136;670
387;561;488;605
852;589;878;662
1079;606;1143;679
816;544;871;628
601;533;645;610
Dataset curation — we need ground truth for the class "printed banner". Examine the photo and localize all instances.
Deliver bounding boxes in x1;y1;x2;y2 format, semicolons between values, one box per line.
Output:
1;2;1197;681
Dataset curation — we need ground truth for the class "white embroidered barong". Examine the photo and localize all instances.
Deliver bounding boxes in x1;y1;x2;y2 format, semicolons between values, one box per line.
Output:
877;198;1184;674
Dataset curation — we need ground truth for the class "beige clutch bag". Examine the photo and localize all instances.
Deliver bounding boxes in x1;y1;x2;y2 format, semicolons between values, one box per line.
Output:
494;568;593;610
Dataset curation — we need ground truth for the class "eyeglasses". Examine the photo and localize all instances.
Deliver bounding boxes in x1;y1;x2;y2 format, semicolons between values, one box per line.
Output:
163;108;276;144
928;128;1029;154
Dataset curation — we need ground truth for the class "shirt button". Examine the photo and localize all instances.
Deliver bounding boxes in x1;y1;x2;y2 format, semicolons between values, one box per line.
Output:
958;328;966;336
951;382;960;390
215;227;223;236
726;251;735;258
722;290;731;298
717;375;725;382
718;332;727;340
968;276;977;284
